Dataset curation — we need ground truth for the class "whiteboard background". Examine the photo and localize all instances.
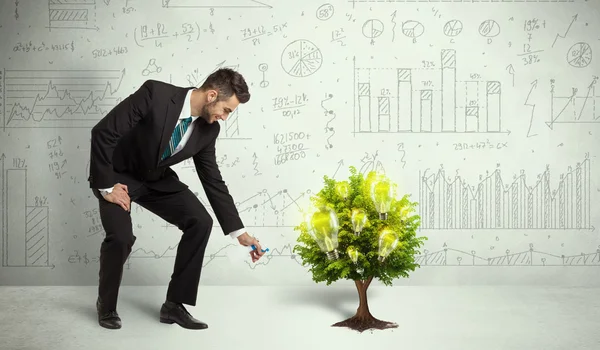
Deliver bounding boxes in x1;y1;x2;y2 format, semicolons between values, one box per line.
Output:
0;0;599;287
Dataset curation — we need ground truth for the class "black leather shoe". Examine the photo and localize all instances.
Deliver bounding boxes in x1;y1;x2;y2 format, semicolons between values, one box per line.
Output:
96;297;122;329
159;301;208;329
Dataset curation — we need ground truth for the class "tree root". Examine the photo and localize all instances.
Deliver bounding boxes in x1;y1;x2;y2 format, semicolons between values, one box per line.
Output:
331;314;398;333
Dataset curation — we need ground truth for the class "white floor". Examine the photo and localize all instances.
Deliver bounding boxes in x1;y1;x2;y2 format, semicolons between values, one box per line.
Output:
1;285;599;350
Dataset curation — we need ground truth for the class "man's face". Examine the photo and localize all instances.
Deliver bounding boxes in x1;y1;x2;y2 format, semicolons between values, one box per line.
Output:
200;92;239;124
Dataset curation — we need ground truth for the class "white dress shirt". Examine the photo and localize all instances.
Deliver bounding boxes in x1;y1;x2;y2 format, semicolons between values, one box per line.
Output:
98;89;245;240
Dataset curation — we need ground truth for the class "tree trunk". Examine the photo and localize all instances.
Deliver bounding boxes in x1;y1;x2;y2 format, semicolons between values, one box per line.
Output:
331;276;398;332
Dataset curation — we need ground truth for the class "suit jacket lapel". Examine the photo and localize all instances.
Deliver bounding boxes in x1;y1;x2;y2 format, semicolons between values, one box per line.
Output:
156;87;194;167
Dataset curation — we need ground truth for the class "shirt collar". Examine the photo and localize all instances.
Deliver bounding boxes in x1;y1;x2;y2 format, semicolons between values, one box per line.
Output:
181;89;200;121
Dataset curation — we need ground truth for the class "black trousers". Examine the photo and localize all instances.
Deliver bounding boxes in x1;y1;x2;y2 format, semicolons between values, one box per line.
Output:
92;184;213;311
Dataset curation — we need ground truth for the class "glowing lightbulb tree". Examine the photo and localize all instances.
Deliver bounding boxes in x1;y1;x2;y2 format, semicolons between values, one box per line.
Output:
307;206;340;260
294;166;427;333
335;181;350;199
346;246;363;275
370;176;397;220
351;208;368;235
377;228;399;262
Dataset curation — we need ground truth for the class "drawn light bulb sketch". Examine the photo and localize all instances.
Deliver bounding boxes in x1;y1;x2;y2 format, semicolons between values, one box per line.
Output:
362;19;384;44
402;20;425;42
566;42;592;68
479;20;501;37
258;63;269;87
280;39;323;77
443;20;463;37
142;58;162;76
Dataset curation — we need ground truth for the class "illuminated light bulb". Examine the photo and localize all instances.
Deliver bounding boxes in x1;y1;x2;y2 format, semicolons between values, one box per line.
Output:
351;208;368;235
377;228;399;262
399;207;411;221
347;246;359;264
346;246;363;275
308;206;340;260
370;177;397;220
335;181;350;199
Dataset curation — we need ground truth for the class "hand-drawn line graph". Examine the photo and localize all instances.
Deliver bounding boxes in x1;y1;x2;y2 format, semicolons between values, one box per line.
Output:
353;49;505;135
418;154;592;230
1;69;125;129
547;76;599;129
48;0;99;31
1;154;52;268
162;0;272;8
416;244;600;266
154;188;311;228
124;243;301;269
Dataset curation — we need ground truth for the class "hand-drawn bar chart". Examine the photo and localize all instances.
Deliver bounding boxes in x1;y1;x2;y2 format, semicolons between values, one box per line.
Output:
353;49;504;134
1;155;51;267
48;0;98;31
217;109;252;140
1;68;125;129
418;154;591;230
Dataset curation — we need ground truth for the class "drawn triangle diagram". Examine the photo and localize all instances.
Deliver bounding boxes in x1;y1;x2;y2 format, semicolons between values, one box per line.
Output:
162;0;272;8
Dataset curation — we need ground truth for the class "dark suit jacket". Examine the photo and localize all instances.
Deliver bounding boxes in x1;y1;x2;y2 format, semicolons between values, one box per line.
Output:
87;79;244;235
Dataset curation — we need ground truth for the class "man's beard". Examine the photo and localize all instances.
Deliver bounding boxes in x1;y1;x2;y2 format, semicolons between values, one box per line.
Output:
200;101;216;122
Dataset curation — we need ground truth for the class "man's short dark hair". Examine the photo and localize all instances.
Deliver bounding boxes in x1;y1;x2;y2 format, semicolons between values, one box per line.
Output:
200;68;250;104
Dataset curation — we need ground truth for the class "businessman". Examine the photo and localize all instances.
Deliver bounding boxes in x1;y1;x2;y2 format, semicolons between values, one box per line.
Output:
87;68;265;330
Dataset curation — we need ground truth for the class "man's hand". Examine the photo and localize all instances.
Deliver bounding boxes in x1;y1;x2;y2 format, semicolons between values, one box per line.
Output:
236;232;265;263
103;183;130;211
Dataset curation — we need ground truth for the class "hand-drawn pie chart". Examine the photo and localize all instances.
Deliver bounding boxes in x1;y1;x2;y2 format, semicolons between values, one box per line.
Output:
443;20;463;37
362;19;384;39
402;20;424;38
281;39;323;77
567;42;592;68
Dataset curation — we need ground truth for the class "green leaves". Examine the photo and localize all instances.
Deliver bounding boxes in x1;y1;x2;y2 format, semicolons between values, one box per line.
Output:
293;166;428;286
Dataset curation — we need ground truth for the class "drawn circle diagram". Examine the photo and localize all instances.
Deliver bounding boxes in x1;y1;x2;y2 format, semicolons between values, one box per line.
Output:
402;20;424;38
567;42;592;68
281;39;323;77
316;3;334;21
362;19;384;39
443;20;463;37
478;20;500;37
258;63;268;72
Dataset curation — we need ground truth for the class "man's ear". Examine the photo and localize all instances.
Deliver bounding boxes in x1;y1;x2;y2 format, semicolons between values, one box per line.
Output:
208;90;218;102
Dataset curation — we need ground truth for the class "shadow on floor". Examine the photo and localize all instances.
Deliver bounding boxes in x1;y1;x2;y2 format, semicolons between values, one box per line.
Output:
275;286;375;319
120;294;160;320
53;298;98;324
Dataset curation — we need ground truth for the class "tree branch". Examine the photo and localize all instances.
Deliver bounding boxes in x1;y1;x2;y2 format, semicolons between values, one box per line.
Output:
364;276;374;289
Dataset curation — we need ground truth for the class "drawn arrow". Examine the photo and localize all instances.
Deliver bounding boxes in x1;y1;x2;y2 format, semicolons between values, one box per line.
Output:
332;159;344;178
505;64;515;87
525;79;538;137
552;14;577;48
